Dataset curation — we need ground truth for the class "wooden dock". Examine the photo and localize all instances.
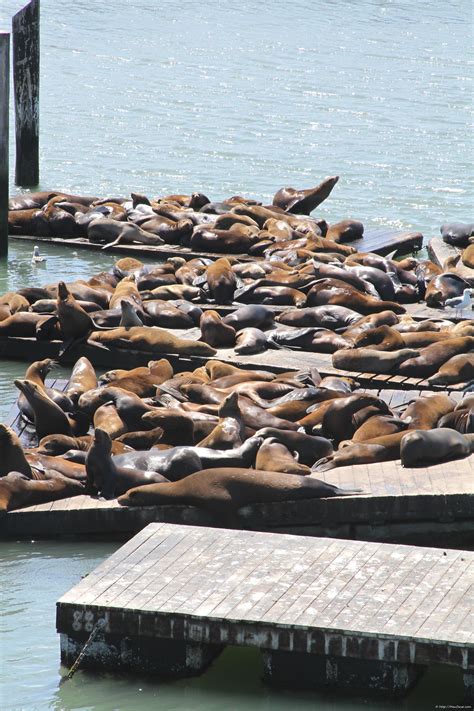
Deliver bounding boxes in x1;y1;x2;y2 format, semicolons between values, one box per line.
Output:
4;454;474;546
56;522;473;698
427;237;474;285
10;226;423;260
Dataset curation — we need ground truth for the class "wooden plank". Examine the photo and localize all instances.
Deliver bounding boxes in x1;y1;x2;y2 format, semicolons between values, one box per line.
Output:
12;0;40;187
427;237;474;284
0;33;9;257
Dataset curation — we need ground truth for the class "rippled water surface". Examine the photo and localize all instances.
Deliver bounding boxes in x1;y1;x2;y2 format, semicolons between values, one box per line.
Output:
0;0;472;708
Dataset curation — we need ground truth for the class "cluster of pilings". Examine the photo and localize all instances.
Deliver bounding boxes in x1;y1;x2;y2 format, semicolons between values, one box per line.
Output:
0;0;39;256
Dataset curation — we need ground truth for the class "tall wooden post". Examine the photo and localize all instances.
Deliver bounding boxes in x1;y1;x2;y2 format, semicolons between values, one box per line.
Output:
0;33;10;257
12;0;39;187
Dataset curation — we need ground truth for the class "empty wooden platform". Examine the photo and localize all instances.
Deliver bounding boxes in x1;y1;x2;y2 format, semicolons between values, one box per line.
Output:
5;455;474;545
56;522;473;697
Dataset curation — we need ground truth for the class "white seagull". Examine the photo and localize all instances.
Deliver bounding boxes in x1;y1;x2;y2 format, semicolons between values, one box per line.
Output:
445;288;474;318
31;245;46;263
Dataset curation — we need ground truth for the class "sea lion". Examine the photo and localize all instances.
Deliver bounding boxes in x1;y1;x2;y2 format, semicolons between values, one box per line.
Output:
13;380;79;439
222;304;274;331
306;280;405;315
116;426;164;450
235;328;268;354
117;465;360;523
276;305;361;330
351;415;409;442
326;219;364;243
197;392;245;449
0;312;53;337
36;433;129;456
321;393;390;443
332;347;419;375
268;327;351;353
205;258;237;304
65;356;98;404
272;176;339;214
93;403;128;439
255;438;311;475
143;300;195;329
199;310;236;348
0;471;84;512
437;409;474;435
0;424;32;477
352;325;405;351
140;409;196;445
427;353;474;385
440;222;474;248
190;226;260;253
145;284;203;301
56;281;94;350
397;337;474;378
88;326;217;357
16;358;73;421
400;429;474;467
402;394;455;429
235;284;307;307
313;431;407;472
425;273;470;308
85;429;168;499
254;427;333;465
88;218;166;248
112;437;262;480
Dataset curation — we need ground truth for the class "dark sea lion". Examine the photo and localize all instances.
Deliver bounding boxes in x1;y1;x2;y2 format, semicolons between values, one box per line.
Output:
277;304;361;330
140;409;195;445
352;325;405;351
321;393;390;443
236;285;307;307
425;273;470;307
13;380;75;439
0;471;84;512
85;428;168;499
402;394;455;429
313;431;406;472
235;327;268;354
190;226;260;253
199;310;236;348
205;257;237;304
113;437;262;480
326;219;364;243
222;304;274;331
88;326;217;357
438;408;474;435
117;465;360;523
16;358;73;421
88;218;165;248
333;347;419;374
56;281;94;349
400;428;474;467
0;424;32;477
397;336;474;378
65;356;98;404
116;426;164;450
143;300;195;329
36;433;130;456
0;312;52;337
428;353;474;385
306;280;405;315
351;414;409;442
440;222;474;248
9;190;66;211
255;438;311;475
272;176;339;214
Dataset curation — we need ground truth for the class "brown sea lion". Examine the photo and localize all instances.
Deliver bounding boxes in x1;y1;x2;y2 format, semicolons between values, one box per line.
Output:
255;438;311;475
326;219;364;243
0;471;84;512
0;312;53;337
116;427;165;450
277;305;361;330
425;273;470;307
222;304;274;331
0;424;32;477
190;226;260;254
352;325;405;351
56;281;94;346
93;403;128;439
88;218;165;248
402;394;455;429
199;310;236;348
400;429;474;467
85;428;168;499
306;280;405;315
197;392;245;449
397;337;474;378
109;275;142;310
272;176;339;214
65;356;97;404
332;347;419;374
205;258;237;304
235;328;268;354
321;393;390;443
143;300;195;328
117;465;360;522
88;326;217;357
254;427;333;465
13;380;78;439
36;433;129;456
351;414;409;443
313;431;406;472
428;353;474;385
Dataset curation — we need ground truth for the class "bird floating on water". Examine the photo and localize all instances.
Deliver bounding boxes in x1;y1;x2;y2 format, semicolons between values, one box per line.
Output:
31;245;46;263
444;288;474;318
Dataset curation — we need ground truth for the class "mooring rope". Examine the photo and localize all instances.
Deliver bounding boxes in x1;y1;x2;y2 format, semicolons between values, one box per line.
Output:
61;618;107;684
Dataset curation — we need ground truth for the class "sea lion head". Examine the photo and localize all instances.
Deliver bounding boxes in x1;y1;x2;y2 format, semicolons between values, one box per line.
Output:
0;423;32;478
93;427;112;453
218;392;241;418
57;281;70;301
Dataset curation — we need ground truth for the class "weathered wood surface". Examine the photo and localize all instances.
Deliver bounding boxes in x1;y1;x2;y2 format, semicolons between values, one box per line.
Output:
56;523;474;673
10;227;423;260
12;0;40;187
5;455;474;544
0;334;470;391
0;33;9;257
427;236;474;285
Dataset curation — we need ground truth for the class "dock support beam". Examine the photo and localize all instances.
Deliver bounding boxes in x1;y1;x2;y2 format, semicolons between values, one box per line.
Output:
261;650;424;697
12;0;40;187
0;33;9;258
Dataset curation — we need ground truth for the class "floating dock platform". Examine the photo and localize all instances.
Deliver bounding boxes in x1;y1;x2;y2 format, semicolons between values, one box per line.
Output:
56;522;473;698
11;227;424;260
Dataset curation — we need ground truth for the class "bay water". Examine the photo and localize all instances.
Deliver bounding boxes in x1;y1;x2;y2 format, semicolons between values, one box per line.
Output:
0;0;472;708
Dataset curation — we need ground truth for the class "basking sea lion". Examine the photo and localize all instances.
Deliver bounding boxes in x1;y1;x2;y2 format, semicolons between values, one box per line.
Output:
400;428;474;467
352;325;405;351
0;471;84;512
254;427;333;465
313;431;406;472
272;176;339;214
197;392;245;449
190;226;260;254
16;359;73;421
332;347;419;375
88;326;217;357
438;408;474;435
397;337;474;378
255;438;311;475
235;328;269;354
117;465;360;523
36;433;129;456
425;273;470;308
65;357;98;404
0;312;53;337
402;394;455;429
144;300;195;329
277;305;361;330
93;403;128;439
13;380;81;439
351;414;409;442
321;393;390;443
326;219;364;243
88;218;166;248
56;281;94;353
85;428;168;499
0;424;32;477
116;426;164;450
428;353;474;385
199;310;236;348
222;304;274;331
205;258;237;304
440;222;474;248
306;280;405;315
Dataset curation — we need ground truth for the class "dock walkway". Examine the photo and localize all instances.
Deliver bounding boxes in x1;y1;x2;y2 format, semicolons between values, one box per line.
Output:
56;522;474;697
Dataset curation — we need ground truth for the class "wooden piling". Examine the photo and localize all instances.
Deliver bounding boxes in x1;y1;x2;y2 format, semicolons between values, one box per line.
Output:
12;0;40;187
0;33;10;257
